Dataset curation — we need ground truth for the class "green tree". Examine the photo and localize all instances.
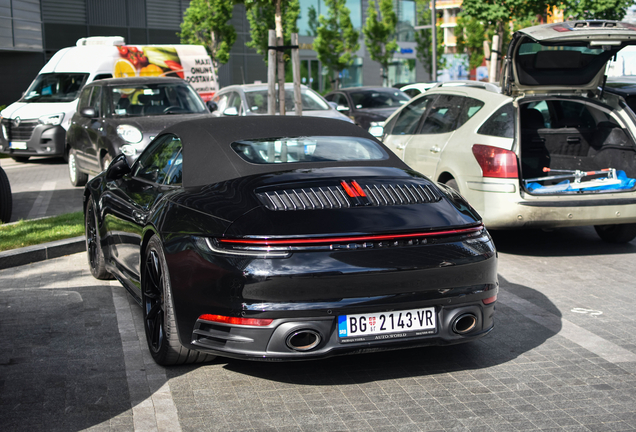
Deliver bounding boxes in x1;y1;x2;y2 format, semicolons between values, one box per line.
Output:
414;2;446;80
563;0;633;20
307;5;319;37
245;0;300;61
454;15;486;72
179;0;236;82
363;0;399;86
313;0;360;90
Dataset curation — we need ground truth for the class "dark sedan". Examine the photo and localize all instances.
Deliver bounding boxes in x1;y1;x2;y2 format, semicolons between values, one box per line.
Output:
67;77;210;186
324;87;410;131
83;116;498;365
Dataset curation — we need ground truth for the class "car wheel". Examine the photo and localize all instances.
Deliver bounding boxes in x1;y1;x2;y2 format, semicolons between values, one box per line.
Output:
11;156;29;163
85;197;113;279
143;235;216;366
594;224;636;244
445;178;460;193
101;153;112;172
0;166;12;223
68;149;88;187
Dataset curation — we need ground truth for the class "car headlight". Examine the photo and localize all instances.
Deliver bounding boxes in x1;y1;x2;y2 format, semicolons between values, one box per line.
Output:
117;125;143;143
38;113;65;125
368;121;384;138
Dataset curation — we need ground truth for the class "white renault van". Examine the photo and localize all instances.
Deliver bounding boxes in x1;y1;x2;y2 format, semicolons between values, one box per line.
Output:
0;36;215;162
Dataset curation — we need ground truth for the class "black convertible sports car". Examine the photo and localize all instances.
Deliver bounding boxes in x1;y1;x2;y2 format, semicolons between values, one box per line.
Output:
83;116;498;365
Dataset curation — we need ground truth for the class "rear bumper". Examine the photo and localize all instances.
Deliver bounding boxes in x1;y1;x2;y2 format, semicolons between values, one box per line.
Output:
0;124;66;157
463;178;636;229
189;301;496;361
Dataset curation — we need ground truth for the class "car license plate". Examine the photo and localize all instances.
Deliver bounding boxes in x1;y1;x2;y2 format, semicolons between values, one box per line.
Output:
338;307;436;343
10;141;27;149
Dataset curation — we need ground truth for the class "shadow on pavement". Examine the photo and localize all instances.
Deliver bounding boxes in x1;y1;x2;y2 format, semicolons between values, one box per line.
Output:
166;276;562;388
0;285;130;432
490;225;636;257
10;188;84;222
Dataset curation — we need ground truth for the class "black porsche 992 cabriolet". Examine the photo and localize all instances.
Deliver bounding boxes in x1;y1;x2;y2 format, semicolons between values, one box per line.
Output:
83;116;498;365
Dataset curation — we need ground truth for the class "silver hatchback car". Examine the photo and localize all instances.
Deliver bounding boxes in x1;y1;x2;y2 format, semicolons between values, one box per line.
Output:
381;20;636;243
209;83;353;122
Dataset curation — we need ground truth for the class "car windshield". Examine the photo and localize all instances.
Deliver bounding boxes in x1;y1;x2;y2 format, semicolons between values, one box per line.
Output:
21;73;89;103
109;83;207;117
231;136;388;164
349;90;410;109
244;89;329;113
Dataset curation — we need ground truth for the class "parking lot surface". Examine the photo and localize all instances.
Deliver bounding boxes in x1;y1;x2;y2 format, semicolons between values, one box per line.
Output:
1;157;84;222
1;227;636;431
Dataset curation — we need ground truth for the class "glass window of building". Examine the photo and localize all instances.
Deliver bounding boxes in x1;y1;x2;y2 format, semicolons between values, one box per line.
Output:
298;0;362;36
396;0;416;42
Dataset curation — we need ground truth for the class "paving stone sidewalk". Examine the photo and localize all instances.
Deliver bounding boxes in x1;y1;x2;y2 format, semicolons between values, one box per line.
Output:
1;226;635;431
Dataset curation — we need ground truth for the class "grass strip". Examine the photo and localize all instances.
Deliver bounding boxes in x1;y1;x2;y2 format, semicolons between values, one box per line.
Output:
0;211;84;252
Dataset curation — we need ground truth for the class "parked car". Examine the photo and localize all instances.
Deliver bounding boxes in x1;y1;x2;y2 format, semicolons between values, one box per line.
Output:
67;76;210;186
0;165;11;223
324;86;410;131
0;36;215;163
399;82;437;98
380;20;636;243
83;116;498;365
209;83;352;122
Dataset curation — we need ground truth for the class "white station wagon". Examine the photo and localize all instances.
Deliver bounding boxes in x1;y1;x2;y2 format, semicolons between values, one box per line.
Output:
381;20;636;243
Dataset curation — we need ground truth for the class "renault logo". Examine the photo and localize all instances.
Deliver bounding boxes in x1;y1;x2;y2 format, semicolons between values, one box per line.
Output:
12;117;20;128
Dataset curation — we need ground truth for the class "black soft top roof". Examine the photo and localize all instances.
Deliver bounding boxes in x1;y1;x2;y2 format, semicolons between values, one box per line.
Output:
160;116;410;188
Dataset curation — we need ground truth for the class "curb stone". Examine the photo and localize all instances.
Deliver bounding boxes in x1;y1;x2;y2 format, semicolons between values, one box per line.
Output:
0;236;86;270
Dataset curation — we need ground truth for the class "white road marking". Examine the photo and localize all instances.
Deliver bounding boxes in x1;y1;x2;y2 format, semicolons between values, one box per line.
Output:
500;292;636;364
27;180;57;219
111;282;182;432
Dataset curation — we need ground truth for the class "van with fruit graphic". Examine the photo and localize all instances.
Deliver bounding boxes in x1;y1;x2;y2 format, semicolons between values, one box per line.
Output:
0;36;215;163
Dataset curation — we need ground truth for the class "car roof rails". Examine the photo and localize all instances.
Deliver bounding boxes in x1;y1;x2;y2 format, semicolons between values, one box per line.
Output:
432;81;501;94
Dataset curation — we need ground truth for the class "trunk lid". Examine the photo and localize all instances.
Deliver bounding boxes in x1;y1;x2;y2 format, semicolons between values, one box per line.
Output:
503;20;636;96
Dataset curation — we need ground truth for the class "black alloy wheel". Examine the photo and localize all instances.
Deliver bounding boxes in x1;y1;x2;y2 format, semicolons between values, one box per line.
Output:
85;198;112;279
142;236;215;366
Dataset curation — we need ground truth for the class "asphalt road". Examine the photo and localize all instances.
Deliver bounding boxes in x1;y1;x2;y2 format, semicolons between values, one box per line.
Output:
1;156;85;222
1;226;635;431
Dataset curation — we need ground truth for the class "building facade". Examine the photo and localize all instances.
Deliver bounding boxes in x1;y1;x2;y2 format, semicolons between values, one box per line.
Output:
1;0;435;106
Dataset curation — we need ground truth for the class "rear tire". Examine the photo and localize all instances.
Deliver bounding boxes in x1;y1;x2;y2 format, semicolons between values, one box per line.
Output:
69;149;88;187
85;197;113;280
142;235;216;366
11;156;29;163
594;224;636;244
0;166;12;223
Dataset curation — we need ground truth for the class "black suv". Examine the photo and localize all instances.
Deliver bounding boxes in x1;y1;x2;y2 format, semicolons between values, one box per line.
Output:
67;77;210;186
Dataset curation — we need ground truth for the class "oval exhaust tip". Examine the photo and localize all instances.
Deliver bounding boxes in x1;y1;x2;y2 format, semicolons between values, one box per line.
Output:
452;314;477;334
286;330;321;351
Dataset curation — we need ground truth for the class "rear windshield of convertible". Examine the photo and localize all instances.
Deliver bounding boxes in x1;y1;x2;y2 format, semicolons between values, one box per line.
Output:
231;136;389;164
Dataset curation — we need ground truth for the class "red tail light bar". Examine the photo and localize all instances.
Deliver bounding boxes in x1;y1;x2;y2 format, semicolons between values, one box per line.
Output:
472;144;518;179
218;224;484;246
198;314;273;326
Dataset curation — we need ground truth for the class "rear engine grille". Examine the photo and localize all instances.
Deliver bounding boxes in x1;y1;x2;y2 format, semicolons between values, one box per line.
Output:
257;182;442;211
2;120;38;141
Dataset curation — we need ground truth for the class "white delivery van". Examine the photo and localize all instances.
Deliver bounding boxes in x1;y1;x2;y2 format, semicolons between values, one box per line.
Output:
0;36;216;162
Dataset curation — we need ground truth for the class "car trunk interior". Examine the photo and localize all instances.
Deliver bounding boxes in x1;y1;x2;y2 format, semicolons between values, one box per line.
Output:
518;99;636;194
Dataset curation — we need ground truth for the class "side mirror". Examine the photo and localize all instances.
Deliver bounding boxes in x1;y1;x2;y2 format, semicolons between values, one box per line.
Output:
336;105;349;113
223;106;239;116
106;153;131;181
206;101;218;112
80;107;97;118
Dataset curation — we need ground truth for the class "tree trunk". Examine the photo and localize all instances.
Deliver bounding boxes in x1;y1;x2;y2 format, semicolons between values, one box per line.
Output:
275;0;285;115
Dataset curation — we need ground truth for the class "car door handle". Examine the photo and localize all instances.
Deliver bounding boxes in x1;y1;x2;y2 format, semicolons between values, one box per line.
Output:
430;145;441;153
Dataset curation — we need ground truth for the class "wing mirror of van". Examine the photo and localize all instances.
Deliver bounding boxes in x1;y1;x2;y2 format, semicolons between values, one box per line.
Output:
80;107;98;118
106;153;131;181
